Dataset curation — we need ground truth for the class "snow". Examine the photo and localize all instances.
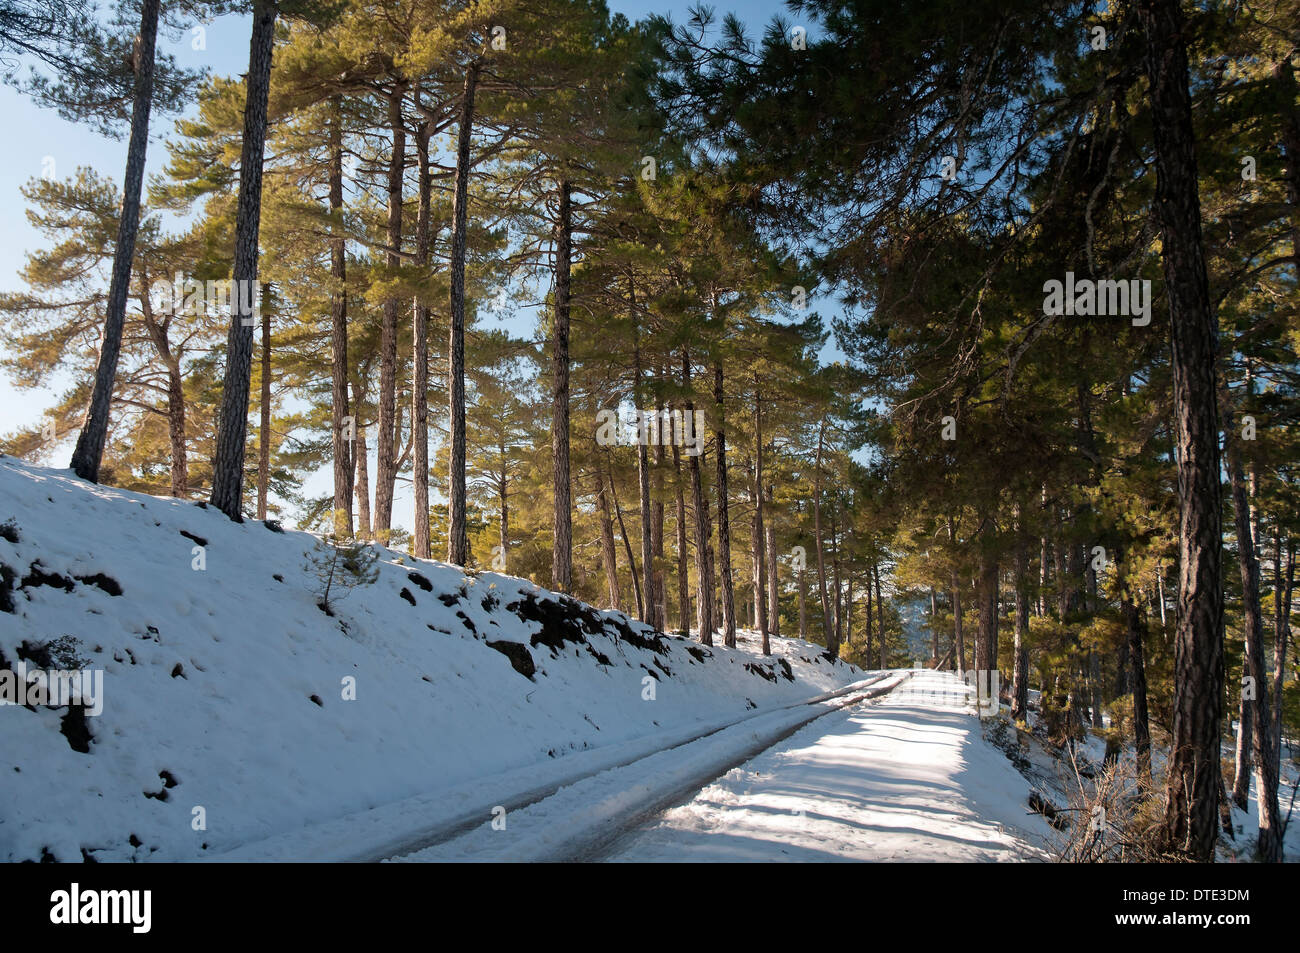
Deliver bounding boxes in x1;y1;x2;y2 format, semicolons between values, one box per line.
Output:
603;669;1055;862
387;672;906;861
0;456;867;862
384;670;1054;863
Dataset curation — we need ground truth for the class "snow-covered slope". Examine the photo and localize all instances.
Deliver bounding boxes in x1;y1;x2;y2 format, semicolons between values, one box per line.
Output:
0;455;864;862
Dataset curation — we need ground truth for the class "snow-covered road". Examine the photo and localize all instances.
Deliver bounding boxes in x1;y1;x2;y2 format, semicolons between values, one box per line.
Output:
391;669;1052;862
602;669;1053;862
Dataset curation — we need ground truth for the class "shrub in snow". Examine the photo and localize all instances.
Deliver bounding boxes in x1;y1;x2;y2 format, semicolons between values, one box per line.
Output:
306;536;379;616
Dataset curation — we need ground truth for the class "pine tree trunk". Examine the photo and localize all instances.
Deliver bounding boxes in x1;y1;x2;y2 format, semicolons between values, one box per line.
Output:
652;396;666;630
498;452;509;564
209;0;276;521
930;588;939;662
842;569;852;650
1013;535;1030;721
165;364;187;498
633;306;652;624
70;0;160;484
328;99;352;537
1233;675;1254;811
874;559;885;669
1274;535;1293;768
256;306;271;520
693;476;715;642
831;506;842;648
1223;402;1282;859
351;377;372;539
373;83;406;538
550;178;573;592
813;422;836;657
673;438;690;637
865;561;874;664
798;562;807;642
951;571;965;676
684;352;714;644
1038;486;1049;617
411;116;432;558
846;574;855;650
1122;591;1153;783
766;486;779;638
1139;0;1226;861
753;384;768;655
977;551;998;682
611;470;642;616
713;359;736;647
1273;58;1300;259
139;285;189;499
597;466;621;611
447;64;478;565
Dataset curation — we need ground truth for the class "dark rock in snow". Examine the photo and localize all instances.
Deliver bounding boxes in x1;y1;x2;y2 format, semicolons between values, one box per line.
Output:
486;640;535;680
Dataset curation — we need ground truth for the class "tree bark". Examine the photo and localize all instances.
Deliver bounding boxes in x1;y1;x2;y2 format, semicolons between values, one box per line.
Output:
497;446;509;566
411;115;432;558
328;99;352;537
673;437;690;637
845;572;854;652
633;300;652;624
1223;401;1282;859
137;283;188;498
610;466;641;617
684;352;714;644
951;571;965;676
165;365;187;497
1139;0;1226;862
1013;534;1030;721
1123;591;1153;783
713;359;736;647
875;558;885;669
930;588;939;662
813;421;836;657
652;396;666;630
831;503;843;648
550;178;573;591
865;558;874;664
597;466;620;610
447;64;478;565
70;0;160;484
256;304;271;520
352;377;371;539
1274;534;1293;768
798;562;808;642
372;82;406;538
767;485;779;638
753;382;768;655
209;0;276;521
977;550;998;682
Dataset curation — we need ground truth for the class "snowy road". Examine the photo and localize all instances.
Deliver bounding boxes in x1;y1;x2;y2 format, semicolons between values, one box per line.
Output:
602;669;1052;862
391;670;1052;862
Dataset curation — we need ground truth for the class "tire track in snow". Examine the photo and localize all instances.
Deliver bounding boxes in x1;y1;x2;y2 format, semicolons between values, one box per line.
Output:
387;672;911;863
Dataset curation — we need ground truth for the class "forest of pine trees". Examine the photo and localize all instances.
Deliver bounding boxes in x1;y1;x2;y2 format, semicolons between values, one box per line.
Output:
1;0;1298;863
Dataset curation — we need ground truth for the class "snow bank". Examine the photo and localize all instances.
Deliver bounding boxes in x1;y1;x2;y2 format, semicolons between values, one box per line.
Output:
0;456;863;862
